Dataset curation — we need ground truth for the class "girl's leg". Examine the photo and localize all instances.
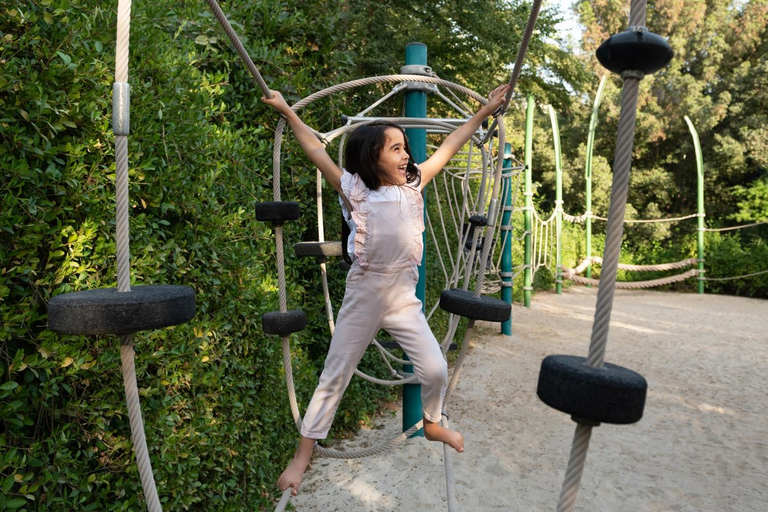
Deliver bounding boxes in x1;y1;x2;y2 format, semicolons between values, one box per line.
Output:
279;266;384;495
278;436;317;496
382;269;464;453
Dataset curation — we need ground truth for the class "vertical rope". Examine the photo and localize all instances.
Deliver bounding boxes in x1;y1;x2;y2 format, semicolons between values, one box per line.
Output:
115;136;131;292
587;77;639;368
556;424;593;511
115;1;162;509
120;336;162;512
554;1;647;510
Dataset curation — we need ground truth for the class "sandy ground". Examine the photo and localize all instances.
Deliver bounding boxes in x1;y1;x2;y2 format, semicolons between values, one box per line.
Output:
288;288;768;511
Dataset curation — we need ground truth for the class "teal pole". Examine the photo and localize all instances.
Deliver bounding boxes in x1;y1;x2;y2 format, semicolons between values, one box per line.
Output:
402;42;427;436
523;95;534;307
500;143;514;334
585;76;607;283
684;115;705;294
549;105;563;295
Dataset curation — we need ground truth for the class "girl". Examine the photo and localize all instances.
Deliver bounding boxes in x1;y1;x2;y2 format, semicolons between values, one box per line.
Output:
263;83;510;496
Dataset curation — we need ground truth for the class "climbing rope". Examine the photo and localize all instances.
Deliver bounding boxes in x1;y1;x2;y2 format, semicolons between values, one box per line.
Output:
112;0;163;510
555;1;649;510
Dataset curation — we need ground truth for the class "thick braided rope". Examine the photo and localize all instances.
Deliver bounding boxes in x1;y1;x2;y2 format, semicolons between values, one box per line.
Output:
566;257;697;274
314;420;424;459
204;0;272;98
482;0;543;144
586;76;640;367
556;424;593;511
442;415;460;512
556;2;647;510
114;1;163;510
115;137;131;292
292;75;486;110
274;489;292;512
592;212;700;223
567;268;698;288
704;220;768;232
120;336;162;512
703;269;768;281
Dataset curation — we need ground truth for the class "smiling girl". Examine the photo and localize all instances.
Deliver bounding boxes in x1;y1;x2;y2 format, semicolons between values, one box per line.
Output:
262;83;510;496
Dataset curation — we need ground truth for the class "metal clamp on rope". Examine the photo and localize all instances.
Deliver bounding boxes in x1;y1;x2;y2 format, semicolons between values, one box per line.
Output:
112;82;130;136
499;271;514;279
400;65;437;93
487;199;499;227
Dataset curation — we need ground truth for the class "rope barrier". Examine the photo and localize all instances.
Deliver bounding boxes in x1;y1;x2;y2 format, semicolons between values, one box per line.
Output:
703;220;768;232
702;269;768;281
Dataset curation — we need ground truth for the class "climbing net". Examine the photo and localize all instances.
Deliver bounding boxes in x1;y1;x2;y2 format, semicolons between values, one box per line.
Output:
268;74;515;511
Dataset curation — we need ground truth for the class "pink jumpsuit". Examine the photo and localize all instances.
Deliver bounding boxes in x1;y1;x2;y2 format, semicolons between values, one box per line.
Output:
299;170;448;439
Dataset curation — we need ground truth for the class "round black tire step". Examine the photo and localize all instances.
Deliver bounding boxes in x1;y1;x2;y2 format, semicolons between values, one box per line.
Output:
294;241;343;258
596;29;673;75
47;285;196;336
255;201;300;226
439;288;511;322
537;354;647;425
262;310;307;336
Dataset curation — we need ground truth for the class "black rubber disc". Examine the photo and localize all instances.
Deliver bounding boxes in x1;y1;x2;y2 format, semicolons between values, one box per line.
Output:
47;285;196;336
596;29;673;75
537;354;647;425
255;201;300;225
294;241;343;258
439;288;511;322
262;310;307;336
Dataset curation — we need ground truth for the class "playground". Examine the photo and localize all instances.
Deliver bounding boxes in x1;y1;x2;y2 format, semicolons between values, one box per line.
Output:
292;288;768;511
4;0;768;510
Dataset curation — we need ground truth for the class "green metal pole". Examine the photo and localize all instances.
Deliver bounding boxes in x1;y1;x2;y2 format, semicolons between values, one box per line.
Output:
585;76;607;283
549;105;563;295
684;115;705;294
500;143;514;334
524;95;534;307
402;42;427;436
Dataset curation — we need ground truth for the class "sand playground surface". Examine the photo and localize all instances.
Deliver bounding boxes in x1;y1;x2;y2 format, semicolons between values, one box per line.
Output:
288;287;768;511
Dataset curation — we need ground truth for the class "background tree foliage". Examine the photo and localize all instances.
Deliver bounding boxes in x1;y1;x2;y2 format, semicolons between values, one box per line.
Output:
1;0;766;510
524;0;768;293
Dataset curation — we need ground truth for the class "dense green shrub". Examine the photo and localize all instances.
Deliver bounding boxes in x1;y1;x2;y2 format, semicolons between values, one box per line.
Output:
0;1;393;510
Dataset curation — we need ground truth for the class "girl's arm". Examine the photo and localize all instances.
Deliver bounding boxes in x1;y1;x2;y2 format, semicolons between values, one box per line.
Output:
262;90;344;194
418;84;510;188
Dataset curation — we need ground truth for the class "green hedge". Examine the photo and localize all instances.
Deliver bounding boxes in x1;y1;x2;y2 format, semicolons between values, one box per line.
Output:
1;1;396;510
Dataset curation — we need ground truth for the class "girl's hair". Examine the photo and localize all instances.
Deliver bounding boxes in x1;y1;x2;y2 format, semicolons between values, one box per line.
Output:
344;121;421;190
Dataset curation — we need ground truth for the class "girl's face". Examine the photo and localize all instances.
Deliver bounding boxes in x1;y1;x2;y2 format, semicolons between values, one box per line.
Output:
378;128;411;186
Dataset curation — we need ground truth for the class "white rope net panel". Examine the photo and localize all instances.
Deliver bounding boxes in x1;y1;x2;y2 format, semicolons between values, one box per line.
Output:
270;75;514;511
202;0;543;508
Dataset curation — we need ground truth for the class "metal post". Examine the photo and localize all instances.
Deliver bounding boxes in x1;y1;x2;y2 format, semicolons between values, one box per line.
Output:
684;115;705;294
501;143;514;334
585;76;607;283
549;106;563;294
523;95;534;307
402;42;428;436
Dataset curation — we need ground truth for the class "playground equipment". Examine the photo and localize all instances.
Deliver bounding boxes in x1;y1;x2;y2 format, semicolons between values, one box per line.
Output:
46;0;768;511
522;100;768;294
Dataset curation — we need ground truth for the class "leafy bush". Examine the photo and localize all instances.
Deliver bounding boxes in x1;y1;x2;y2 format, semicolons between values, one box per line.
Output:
1;1;393;510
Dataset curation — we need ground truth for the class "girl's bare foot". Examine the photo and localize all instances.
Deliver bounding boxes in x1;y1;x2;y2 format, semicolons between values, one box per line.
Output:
278;436;316;496
278;457;309;496
423;419;465;452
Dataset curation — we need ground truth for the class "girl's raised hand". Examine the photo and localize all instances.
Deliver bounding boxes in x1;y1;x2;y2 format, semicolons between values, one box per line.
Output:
261;89;292;116
486;84;511;113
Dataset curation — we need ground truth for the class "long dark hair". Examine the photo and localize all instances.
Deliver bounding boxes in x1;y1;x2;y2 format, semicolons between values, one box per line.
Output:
344;121;421;190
